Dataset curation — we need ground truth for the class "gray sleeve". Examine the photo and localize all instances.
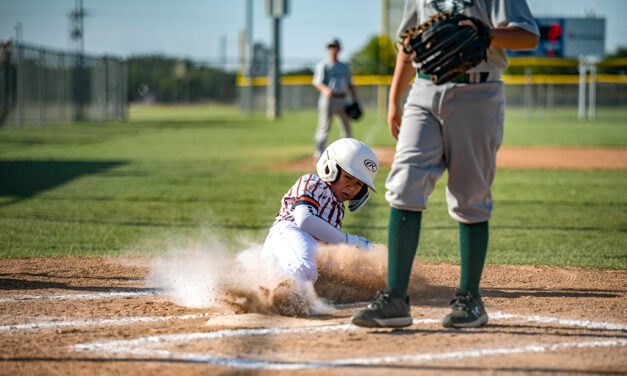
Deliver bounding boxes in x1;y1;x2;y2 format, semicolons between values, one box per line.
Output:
396;0;418;40
489;0;539;36
312;61;325;86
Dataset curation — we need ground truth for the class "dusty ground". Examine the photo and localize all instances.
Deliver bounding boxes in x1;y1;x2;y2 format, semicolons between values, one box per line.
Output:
1;257;626;375
276;146;627;171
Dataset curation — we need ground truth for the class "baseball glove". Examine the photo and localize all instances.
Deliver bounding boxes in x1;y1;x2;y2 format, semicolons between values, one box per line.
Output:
344;101;363;120
400;12;492;85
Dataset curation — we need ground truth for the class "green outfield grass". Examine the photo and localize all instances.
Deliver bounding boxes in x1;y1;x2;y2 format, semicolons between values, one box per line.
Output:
0;104;625;269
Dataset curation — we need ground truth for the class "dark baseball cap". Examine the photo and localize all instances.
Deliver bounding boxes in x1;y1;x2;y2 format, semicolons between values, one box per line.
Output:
327;38;341;48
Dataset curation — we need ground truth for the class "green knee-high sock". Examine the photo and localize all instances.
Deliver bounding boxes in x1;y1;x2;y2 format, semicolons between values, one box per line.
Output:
459;221;489;297
387;208;422;298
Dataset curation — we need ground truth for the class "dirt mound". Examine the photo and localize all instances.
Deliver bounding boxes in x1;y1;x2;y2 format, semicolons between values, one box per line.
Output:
276;146;627;171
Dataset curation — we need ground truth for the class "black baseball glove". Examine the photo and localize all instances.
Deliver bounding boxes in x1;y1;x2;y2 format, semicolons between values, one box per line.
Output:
400;12;492;85
344;101;363;120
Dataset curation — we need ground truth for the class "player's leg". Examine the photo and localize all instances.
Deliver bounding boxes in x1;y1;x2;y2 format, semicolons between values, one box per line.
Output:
262;222;321;283
313;95;333;161
441;81;505;328
261;223;319;316
352;81;446;328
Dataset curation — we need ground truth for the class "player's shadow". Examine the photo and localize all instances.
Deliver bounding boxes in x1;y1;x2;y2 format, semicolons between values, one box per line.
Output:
3;272;141;281
0;277;156;293
0;160;126;207
0;213;269;230
482;287;624;299
368;324;627;340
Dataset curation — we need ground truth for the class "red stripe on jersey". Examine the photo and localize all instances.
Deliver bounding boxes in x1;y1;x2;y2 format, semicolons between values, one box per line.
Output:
311;178;325;203
294;196;320;209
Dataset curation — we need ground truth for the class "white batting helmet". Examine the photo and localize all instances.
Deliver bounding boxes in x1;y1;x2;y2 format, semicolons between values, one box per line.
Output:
316;138;379;211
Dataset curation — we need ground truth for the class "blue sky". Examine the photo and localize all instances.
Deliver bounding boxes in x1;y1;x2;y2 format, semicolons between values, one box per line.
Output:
1;0;625;71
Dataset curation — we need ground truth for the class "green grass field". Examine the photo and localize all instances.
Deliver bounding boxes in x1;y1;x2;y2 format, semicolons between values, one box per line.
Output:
1;105;626;269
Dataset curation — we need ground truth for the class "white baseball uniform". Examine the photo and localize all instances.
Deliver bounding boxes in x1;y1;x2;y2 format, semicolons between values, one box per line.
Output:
262;173;370;283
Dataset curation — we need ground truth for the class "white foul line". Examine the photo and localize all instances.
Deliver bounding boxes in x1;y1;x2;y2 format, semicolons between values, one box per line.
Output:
137;338;627;370
71;312;627;370
0;313;212;332
490;312;627;332
0;289;163;303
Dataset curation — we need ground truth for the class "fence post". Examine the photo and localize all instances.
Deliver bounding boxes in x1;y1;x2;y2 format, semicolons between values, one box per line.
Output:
587;63;597;121
39;49;45;125
59;53;65;122
16;43;24;127
104;57;109;121
267;16;281;119
578;55;587;121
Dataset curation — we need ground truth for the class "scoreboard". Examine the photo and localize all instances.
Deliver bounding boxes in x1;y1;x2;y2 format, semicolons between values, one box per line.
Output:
508;17;605;58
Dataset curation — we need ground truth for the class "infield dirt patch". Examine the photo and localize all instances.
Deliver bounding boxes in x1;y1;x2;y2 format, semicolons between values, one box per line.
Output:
1;256;625;375
276;146;627;171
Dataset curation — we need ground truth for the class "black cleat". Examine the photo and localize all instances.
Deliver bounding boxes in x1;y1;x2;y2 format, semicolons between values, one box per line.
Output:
351;287;412;328
442;289;488;328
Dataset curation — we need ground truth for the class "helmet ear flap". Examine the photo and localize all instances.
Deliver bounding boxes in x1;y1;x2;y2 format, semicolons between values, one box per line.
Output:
316;151;339;183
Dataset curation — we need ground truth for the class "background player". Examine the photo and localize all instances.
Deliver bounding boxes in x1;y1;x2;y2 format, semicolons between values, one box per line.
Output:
312;38;359;162
352;0;539;328
262;138;378;294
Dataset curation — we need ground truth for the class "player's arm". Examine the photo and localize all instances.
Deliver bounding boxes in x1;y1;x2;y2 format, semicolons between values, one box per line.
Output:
348;84;358;102
314;83;332;97
313;63;332;97
293;205;372;250
347;69;359;102
489;26;538;50
387;45;416;140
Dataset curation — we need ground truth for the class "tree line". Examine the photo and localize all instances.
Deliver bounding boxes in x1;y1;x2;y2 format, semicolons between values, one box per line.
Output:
127;55;236;103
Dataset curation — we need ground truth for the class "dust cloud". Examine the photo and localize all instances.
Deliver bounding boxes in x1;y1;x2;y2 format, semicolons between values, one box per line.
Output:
147;240;393;316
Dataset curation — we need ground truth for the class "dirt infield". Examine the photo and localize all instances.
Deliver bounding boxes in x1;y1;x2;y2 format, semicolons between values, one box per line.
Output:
1;256;625;375
276;146;627;171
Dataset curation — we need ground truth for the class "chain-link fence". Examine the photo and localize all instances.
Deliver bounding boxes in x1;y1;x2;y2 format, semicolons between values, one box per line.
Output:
238;75;627;115
0;42;127;127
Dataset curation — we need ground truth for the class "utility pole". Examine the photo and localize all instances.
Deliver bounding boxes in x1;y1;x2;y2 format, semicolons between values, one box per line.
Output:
245;0;254;114
69;0;88;121
378;0;389;119
265;0;288;120
14;22;22;44
14;22;23;126
69;0;87;54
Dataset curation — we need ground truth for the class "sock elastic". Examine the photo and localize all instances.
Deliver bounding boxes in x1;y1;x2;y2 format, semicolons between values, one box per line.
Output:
459;221;489;297
387;208;422;299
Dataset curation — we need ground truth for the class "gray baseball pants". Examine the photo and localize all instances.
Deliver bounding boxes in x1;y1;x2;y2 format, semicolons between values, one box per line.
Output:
314;95;352;160
385;77;505;223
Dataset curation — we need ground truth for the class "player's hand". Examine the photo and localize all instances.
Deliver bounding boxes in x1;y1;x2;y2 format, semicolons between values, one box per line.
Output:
388;101;402;140
347;234;374;251
458;19;477;31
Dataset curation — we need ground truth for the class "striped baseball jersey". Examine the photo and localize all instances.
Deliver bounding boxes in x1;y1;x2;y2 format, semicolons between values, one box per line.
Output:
272;174;345;230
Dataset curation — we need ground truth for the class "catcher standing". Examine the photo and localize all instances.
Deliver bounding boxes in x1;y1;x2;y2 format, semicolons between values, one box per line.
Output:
312;38;359;162
352;0;539;328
